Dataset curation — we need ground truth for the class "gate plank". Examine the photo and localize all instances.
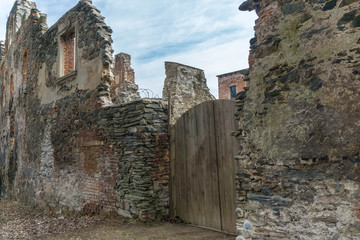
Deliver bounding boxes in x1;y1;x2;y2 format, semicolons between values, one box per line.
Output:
187;107;197;225
213;100;238;234
200;101;221;230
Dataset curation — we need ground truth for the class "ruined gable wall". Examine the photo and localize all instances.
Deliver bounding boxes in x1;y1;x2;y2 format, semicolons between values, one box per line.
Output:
0;0;170;220
236;0;360;239
0;0;116;210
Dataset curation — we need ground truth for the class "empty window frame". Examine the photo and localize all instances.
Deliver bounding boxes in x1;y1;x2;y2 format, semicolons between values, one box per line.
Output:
60;28;76;76
230;85;237;99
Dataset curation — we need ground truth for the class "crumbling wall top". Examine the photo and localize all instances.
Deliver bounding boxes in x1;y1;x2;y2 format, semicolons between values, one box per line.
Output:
163;61;215;124
6;0;37;46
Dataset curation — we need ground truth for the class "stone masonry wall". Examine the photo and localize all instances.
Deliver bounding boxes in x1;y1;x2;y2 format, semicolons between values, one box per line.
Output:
236;0;360;239
162;61;215;125
0;0;116;209
100;99;169;219
0;0;169;220
0;41;5;65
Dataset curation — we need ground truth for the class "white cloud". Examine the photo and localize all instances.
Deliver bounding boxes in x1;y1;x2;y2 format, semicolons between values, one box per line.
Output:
0;1;15;39
0;0;257;98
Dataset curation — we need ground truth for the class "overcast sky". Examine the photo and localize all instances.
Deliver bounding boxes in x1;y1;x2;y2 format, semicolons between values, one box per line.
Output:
0;0;257;98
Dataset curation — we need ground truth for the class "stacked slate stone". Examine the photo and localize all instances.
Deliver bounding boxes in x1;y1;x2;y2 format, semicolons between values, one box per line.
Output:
99;99;170;220
113;81;140;104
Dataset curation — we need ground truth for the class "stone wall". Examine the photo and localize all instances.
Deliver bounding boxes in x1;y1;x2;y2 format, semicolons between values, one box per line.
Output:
236;0;360;239
99;99;170;219
0;0;169;220
162;62;215;125
0;0;114;208
0;41;4;64
218;69;248;100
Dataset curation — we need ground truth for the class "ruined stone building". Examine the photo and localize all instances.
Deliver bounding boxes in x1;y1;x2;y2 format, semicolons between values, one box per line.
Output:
2;0;359;239
217;69;248;100
0;0;215;221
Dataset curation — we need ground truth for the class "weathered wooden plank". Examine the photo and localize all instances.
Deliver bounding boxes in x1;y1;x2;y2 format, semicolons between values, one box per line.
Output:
189;105;199;225
175;114;185;219
185;108;194;224
180;110;189;221
194;104;205;227
214;100;238;234
200;101;221;230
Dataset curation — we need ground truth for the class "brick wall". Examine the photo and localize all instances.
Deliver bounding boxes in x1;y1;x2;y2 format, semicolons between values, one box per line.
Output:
37;93;169;218
218;70;247;100
113;53;135;86
111;53;140;104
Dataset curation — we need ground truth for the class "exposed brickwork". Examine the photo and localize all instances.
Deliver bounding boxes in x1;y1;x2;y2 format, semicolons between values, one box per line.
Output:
114;53;134;85
217;70;248;100
111;53;140;104
61;29;75;76
22;48;28;82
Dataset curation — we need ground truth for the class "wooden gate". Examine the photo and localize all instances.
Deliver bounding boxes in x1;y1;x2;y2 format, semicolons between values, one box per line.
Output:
170;100;239;234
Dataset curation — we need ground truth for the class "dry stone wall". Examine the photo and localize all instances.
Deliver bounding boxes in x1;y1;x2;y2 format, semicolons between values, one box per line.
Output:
99;99;170;219
236;0;360;239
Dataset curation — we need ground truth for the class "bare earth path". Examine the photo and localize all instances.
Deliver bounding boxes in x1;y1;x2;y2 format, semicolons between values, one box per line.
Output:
0;201;235;240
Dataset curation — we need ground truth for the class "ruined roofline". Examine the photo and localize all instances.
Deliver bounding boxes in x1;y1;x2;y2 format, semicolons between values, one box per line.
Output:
165;61;204;71
6;0;37;36
46;0;100;34
216;68;249;78
116;52;131;57
6;0;100;40
4;1;96;45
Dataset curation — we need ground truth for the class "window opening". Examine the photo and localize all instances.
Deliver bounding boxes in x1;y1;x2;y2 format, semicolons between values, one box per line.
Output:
22;49;28;82
60;28;76;76
10;74;14;97
230;86;237;99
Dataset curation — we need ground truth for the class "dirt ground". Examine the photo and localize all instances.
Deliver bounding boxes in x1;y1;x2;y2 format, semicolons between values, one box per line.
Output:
0;201;235;240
